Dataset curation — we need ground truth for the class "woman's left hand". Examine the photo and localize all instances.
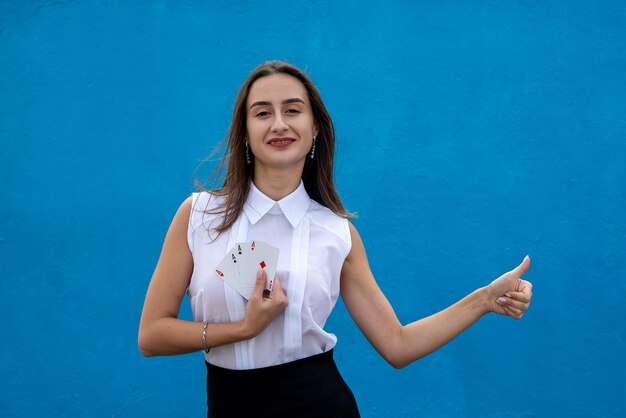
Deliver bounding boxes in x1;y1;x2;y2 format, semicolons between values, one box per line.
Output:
486;256;533;320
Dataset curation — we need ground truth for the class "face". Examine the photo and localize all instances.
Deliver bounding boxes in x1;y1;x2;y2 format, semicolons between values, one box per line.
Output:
246;73;318;172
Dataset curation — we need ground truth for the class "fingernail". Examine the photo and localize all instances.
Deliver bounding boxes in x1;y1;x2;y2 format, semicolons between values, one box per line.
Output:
505;292;511;297
497;297;507;305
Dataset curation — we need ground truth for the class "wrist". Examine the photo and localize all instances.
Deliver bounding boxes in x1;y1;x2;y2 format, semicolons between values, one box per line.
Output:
474;286;492;315
238;320;257;340
201;322;210;353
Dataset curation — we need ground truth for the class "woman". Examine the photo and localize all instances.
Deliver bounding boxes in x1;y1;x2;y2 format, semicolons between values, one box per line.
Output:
138;61;533;417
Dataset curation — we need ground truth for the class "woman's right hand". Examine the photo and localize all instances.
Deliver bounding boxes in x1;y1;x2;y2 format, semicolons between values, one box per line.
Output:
243;269;288;338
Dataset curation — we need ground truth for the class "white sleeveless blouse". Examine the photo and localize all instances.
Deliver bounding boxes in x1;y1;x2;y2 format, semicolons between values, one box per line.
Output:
186;181;351;370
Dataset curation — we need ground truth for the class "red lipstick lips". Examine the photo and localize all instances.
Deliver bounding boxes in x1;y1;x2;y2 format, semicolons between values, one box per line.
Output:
268;137;296;147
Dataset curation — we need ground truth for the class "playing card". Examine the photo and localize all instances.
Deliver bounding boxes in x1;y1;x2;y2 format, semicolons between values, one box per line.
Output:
215;247;245;297
215;241;279;300
239;241;279;296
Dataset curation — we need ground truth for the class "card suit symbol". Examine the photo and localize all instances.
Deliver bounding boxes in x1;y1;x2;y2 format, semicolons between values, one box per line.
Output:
259;261;266;269
216;269;224;277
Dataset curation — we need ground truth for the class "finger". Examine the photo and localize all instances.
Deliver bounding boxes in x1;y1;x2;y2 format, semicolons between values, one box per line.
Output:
498;295;529;310
511;255;531;278
503;305;524;320
519;279;533;294
253;267;267;295
270;276;285;296
504;291;531;304
512;282;533;301
268;276;288;306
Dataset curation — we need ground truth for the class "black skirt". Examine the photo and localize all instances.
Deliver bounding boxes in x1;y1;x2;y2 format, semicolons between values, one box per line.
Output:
205;349;360;418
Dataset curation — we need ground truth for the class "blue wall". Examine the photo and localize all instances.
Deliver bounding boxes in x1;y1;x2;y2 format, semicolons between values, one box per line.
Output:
1;1;624;416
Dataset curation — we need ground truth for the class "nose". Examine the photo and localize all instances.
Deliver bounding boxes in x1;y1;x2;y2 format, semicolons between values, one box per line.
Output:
271;113;288;133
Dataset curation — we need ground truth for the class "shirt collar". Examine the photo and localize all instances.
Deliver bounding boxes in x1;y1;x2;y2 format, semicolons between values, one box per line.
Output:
243;180;310;228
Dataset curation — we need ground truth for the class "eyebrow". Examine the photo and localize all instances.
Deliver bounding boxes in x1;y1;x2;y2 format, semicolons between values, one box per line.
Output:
249;97;306;109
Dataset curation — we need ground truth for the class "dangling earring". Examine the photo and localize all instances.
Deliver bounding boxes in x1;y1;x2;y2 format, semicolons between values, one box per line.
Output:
310;136;316;159
245;141;251;164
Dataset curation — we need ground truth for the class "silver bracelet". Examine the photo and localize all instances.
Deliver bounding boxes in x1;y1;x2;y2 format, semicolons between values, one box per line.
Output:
202;322;210;353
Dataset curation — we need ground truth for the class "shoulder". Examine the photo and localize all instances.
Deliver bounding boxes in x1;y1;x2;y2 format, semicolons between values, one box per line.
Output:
345;221;368;261
189;191;226;225
308;199;352;256
163;197;195;253
191;190;226;213
186;191;230;248
172;196;193;224
308;200;350;232
339;222;373;287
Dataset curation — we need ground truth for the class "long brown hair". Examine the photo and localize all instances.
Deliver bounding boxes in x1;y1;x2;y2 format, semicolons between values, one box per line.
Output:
197;60;353;236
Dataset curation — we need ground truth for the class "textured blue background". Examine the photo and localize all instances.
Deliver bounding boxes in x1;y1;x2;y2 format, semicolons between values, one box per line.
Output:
1;1;625;417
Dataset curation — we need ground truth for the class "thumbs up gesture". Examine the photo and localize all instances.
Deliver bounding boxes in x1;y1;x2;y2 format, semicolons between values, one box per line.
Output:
486;256;533;319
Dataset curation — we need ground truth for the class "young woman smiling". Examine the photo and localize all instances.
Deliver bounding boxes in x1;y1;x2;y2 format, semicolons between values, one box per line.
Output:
138;61;533;418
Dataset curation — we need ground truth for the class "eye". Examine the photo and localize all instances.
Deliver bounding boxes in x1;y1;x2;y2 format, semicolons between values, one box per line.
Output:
286;108;301;114
255;111;270;117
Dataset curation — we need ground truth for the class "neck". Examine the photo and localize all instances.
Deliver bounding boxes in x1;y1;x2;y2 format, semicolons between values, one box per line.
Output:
253;164;303;201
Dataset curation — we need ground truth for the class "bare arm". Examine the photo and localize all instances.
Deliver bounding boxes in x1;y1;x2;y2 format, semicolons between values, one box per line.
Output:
138;198;287;357
340;223;532;369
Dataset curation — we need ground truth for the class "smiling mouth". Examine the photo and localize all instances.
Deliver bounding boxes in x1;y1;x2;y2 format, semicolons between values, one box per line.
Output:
268;137;296;146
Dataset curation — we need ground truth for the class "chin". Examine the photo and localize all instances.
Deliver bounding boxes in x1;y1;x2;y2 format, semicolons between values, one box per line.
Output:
257;154;307;170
